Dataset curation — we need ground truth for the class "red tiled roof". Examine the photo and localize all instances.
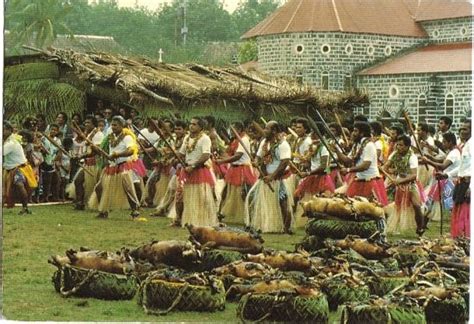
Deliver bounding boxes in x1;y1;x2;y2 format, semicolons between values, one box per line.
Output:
242;0;428;39
404;0;473;21
357;42;472;75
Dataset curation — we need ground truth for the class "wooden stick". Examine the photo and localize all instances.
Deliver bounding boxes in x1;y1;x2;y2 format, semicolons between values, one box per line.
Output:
41;132;95;177
334;112;349;146
71;121;112;161
149;119;186;166
402;111;429;170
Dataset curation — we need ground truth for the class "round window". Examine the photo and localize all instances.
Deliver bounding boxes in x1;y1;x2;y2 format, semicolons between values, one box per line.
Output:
384;45;392;56
321;44;331;54
432;29;440;38
389;85;399;98
460;27;467;36
294;44;304;54
345;43;353;55
367;45;375;55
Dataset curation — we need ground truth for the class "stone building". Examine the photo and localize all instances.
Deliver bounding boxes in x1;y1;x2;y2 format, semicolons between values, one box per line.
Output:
242;0;472;128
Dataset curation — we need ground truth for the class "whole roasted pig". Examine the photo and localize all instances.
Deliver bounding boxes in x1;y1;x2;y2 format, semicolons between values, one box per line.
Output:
129;240;200;268
244;250;320;272
212;261;275;279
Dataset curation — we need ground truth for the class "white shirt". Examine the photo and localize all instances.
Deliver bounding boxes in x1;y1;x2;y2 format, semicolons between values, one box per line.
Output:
179;133;212;166
257;139;291;175
352;139;379;180
233;135;251;166
109;134;134;165
455;139;472;178
310;144;329;171
92;131;105;145
138;128;159;146
411;135;435;155
3;135;27;170
444;147;461;180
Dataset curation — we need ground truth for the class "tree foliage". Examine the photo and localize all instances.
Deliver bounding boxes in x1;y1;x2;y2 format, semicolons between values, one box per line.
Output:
6;0;281;65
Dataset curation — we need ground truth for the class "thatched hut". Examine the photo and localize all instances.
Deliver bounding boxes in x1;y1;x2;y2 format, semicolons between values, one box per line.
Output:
4;46;368;123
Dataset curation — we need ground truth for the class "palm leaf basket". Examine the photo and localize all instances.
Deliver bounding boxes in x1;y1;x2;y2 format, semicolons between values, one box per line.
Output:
321;277;370;311
137;277;226;315
198;249;243;272
341;303;426;324
305;219;378;239
424;296;468;324
52;264;138;300
367;275;410;297
237;292;329;323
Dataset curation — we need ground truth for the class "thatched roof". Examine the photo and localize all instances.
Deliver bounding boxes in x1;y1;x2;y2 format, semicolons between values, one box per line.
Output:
24;46;368;113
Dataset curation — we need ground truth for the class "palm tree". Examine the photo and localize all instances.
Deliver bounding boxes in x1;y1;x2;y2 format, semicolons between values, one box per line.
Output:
6;0;74;49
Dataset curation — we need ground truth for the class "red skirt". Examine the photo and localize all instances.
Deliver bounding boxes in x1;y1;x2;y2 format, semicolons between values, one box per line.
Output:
179;167;215;187
104;161;136;175
427;178;447;202
394;181;426;209
212;160;229;178
451;202;470;238
347;178;389;206
294;174;335;198
131;159;147;177
224;164;258;187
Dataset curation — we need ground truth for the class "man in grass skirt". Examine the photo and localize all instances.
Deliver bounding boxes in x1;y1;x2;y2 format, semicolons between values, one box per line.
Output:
245;121;293;234
88;116;141;219
70;115;104;210
216;122;257;224
445;120;471;238
3;121;38;214
383;135;427;236
172;117;217;227
294;130;335;227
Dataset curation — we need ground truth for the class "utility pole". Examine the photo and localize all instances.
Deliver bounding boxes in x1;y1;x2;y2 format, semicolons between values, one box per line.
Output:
180;0;188;46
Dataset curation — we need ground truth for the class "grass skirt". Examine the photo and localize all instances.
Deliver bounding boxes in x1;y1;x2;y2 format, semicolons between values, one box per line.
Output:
451;202;470;238
417;164;434;189
220;184;246;224
386;182;425;234
155;174;177;218
284;174;299;207
224;165;257;187
152;174;171;206
182;183;218;227
245;179;293;233
88;169;139;212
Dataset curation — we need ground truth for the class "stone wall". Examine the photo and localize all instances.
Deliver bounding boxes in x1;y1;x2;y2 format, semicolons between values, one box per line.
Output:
256;32;425;90
421;17;472;44
356;72;472;130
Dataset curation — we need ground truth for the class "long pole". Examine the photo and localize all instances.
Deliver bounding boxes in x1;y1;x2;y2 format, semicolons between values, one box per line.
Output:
149;119;186;166
313;109;347;154
306;115;343;168
71;122;112;161
439;179;444;235
230;126;274;192
402;111;429;171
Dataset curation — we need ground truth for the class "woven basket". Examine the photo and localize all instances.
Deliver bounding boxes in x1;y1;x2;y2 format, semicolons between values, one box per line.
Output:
342;303;426;324
237;292;329;323
321;278;370;311
52;264;138;300
137;277;226;315
367;276;410;297
305;219;377;239
198;249;243;272
425;296;468;324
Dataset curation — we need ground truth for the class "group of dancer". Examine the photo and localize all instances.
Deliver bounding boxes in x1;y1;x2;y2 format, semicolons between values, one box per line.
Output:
3;109;471;239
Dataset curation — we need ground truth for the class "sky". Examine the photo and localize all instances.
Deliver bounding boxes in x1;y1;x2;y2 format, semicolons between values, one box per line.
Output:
116;0;243;12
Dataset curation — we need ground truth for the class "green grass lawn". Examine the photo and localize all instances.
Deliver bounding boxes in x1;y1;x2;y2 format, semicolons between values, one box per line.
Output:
2;204;451;322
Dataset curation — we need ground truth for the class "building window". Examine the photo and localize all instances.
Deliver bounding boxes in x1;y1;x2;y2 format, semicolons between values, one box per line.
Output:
445;93;455;116
367;45;375;56
389;85;399;98
294;44;304;55
432;29;440;38
321;71;329;90
417;93;427;123
344;73;352;90
460;26;467;36
295;71;303;85
384;45;392;56
345;43;353;55
321;43;331;55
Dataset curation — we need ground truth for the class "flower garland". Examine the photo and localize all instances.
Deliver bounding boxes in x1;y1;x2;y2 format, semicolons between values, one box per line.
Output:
261;138;280;165
184;131;204;154
390;149;413;176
